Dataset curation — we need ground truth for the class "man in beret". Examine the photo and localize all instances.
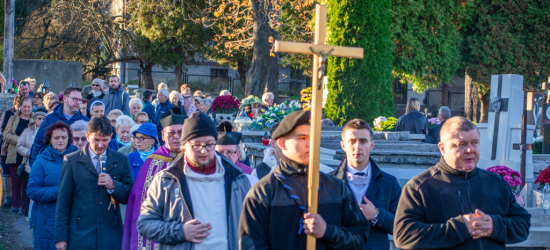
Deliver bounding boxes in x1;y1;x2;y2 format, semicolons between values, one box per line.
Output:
137;112;258;250
122;107;186;250
215;132;254;174
239;110;370;250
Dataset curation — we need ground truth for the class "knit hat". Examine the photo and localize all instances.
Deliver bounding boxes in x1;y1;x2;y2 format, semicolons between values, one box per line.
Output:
271;110;311;140
33;108;47;119
133;123;159;145
180;111;217;144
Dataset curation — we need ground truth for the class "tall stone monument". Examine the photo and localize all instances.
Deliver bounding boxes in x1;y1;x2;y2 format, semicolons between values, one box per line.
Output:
477;74;534;178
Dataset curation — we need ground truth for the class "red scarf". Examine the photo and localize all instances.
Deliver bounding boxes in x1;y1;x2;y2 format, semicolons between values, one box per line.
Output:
186;157;216;175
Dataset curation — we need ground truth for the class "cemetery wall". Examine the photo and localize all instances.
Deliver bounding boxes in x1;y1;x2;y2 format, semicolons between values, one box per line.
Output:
13;59;82;95
0;93;17;121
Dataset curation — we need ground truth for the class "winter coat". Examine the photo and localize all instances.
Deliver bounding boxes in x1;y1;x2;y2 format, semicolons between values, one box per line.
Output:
16;122;39;173
104;87;130;115
395;110;427;135
239;155;370;250
3;110;34;164
153;101;173;125
136;152;255;250
394;158;531;249
427;120;446;144
27;145;78;250
142;100;156;123
329;158;402;250
127;150;144;181
30;104;89;167
54;146;133;250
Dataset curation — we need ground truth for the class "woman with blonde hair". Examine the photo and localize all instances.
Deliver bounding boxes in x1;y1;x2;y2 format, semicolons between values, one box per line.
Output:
395;97;427;134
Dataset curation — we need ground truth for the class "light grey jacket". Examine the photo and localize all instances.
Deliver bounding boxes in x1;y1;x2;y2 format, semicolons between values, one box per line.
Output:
136;152;256;250
104;87;130;115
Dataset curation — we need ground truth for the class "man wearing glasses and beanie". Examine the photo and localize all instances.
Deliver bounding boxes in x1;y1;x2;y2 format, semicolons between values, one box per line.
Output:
29;86;89;167
136;111;257;250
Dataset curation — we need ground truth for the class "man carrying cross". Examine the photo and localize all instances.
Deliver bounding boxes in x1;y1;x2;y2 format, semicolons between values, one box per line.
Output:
238;110;370;249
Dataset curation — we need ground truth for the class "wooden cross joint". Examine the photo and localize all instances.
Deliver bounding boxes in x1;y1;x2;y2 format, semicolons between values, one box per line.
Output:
513;143;534;151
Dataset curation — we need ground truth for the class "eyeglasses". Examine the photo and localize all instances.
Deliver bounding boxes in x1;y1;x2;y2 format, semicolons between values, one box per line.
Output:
68;96;83;103
74;137;87;142
165;130;183;137
189;143;216;152
218;149;238;156
134;136;152;142
92;84;100;87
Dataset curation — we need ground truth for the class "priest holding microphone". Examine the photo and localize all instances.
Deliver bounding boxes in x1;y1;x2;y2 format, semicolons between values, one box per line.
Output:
55;115;133;250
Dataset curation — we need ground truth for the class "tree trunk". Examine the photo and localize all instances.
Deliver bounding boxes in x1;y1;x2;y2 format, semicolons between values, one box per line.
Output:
479;90;489;123
3;0;15;90
265;27;279;103
464;73;473;120
174;65;183;91
441;80;449;107
139;60;155;90
237;58;247;97
246;0;269;97
472;85;479;123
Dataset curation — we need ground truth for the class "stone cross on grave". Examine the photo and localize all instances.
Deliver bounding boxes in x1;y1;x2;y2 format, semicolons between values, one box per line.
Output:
273;4;364;250
512;109;534;190
488;75;511;160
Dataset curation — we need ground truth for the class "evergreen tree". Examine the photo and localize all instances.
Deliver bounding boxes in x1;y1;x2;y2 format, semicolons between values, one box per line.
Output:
325;0;394;125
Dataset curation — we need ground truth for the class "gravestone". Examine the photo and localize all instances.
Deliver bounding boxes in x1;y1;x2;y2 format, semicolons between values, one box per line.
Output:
13;59;82;94
526;92;543;138
477;74;534;178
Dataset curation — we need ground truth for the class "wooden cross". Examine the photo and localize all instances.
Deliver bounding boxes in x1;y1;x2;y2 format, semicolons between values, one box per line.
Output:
273;4;363;250
512;110;533;191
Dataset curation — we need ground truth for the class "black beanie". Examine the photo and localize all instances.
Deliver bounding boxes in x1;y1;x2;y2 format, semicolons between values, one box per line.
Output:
181;111;218;144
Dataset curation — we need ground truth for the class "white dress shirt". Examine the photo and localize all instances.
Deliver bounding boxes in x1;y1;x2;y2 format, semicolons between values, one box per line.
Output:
346;162;372;204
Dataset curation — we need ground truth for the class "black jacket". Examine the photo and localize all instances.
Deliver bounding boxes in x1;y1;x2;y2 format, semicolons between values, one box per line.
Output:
54;146;133;250
394;159;531;250
239;155;370;250
255;162;272;180
329;158;401;250
395;111;427;134
427;120;445;144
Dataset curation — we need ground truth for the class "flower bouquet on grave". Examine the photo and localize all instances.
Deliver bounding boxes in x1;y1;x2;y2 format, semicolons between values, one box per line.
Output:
240;95;262;108
428;117;441;129
535;166;550;190
373;117;397;132
212;95;241;114
300;87;312;111
250;101;301;131
487;165;524;205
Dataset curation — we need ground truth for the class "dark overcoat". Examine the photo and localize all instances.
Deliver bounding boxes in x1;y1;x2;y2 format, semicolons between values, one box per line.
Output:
54;146;133;250
395;110;427;135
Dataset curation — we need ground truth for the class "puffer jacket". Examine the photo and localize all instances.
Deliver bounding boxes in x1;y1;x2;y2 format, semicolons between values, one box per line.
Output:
3;110;34;164
16;122;39;173
136;152;255;250
104;86;130;115
27;144;78;250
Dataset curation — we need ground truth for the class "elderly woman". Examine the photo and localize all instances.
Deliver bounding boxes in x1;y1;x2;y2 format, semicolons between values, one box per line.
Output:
70;120;89;150
169;90;182;108
395;97;427;135
129;98;143;118
27;121;77;250
32;92;45;112
133;112;149;125
43;93;58;111
4;96;34;214
219;89;231;96
118;124;141;155
87;99;105;118
179;84;197;115
126;123;158;181
86;78;106;100
108;115;136;150
262;92;275;109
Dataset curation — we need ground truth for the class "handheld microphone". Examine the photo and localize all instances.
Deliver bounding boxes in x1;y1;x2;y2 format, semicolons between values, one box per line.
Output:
100;155;107;173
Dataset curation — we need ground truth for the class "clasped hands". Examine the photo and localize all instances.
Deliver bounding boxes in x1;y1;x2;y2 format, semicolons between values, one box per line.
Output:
463;209;494;239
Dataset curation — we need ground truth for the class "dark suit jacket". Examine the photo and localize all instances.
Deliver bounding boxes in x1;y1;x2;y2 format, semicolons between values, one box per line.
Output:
329;158;402;250
54;146;133;250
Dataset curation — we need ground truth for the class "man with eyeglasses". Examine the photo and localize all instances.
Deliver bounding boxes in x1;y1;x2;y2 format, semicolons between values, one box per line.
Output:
136;111;257;250
215;132;253;174
122;107;185;250
30;86;89;167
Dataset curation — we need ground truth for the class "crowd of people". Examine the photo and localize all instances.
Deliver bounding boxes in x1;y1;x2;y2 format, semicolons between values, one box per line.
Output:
0;78;532;250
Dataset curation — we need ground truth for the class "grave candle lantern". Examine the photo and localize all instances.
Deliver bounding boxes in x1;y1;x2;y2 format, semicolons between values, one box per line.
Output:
542;183;550;214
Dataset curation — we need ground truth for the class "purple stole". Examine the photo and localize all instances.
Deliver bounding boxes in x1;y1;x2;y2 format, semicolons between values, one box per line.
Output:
122;146;175;250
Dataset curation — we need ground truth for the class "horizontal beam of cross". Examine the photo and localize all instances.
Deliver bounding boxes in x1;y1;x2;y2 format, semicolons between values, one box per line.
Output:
274;41;364;59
